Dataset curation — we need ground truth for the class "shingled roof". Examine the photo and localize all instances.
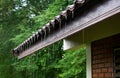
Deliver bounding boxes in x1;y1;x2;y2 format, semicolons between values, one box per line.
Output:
13;0;88;55
13;0;120;59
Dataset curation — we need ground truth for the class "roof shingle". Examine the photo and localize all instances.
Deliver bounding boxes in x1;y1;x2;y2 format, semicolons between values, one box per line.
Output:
13;0;88;56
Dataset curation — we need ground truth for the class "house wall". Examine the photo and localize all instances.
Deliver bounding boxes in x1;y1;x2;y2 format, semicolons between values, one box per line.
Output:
63;13;120;50
63;13;120;78
92;33;120;78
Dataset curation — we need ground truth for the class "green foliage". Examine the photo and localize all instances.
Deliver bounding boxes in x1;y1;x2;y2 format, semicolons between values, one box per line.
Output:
26;0;55;15
0;0;56;77
33;0;73;30
13;42;86;78
57;48;86;78
0;0;86;78
13;41;63;78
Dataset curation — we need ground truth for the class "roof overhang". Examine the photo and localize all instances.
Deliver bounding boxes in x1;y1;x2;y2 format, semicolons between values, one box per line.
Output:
13;0;120;59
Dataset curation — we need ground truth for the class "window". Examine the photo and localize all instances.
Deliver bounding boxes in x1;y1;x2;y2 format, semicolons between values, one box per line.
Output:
114;47;120;78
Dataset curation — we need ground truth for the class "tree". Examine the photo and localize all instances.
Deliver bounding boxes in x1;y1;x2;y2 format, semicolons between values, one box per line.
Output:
0;0;86;78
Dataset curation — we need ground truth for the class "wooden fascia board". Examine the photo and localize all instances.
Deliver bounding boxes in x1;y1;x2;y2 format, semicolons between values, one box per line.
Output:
18;0;120;59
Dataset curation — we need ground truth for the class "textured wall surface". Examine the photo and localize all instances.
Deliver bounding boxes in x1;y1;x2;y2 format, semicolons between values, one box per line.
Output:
91;34;120;78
